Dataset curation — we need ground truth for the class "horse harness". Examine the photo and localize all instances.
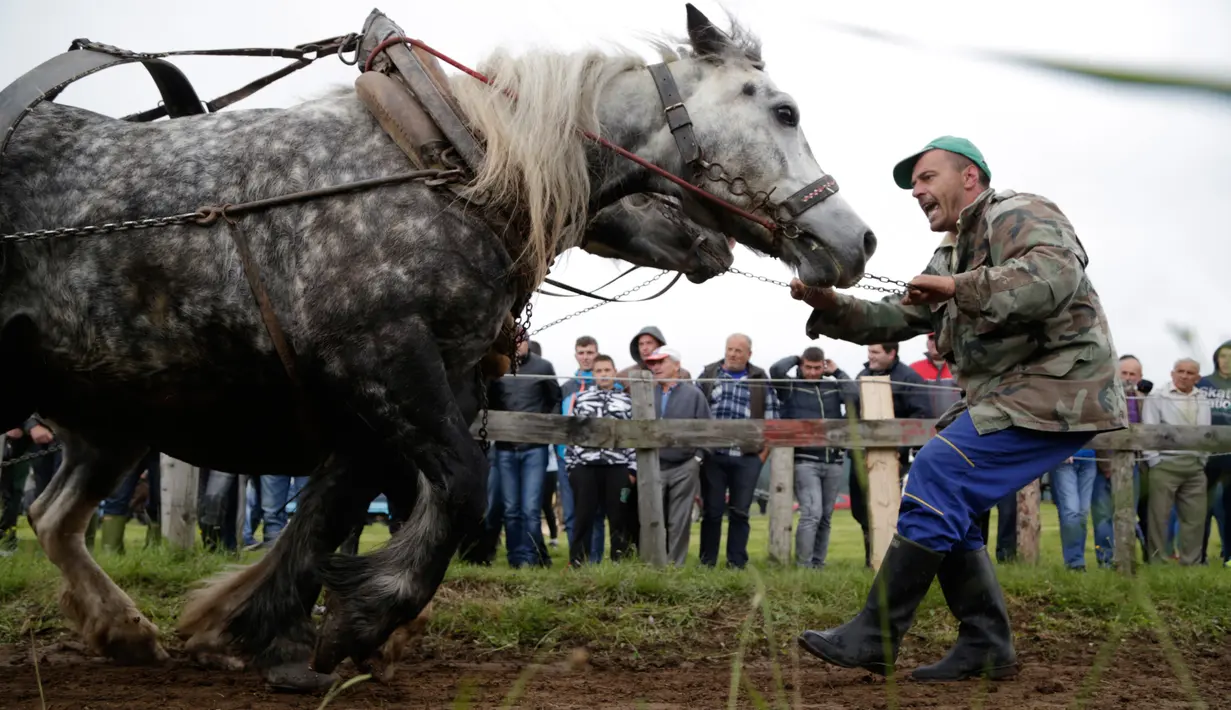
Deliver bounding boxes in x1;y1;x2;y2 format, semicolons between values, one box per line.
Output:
0;8;858;448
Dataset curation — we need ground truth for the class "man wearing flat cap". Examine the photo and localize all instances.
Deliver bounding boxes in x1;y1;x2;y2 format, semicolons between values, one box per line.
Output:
789;136;1127;682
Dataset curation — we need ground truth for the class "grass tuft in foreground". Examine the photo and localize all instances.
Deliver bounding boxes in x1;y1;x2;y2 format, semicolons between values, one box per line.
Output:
3;507;1229;667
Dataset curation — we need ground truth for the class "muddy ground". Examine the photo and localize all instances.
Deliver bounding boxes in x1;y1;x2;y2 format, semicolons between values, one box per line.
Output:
2;635;1230;709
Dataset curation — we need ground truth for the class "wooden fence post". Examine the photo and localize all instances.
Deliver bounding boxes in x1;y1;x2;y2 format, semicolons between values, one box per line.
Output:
767;447;794;565
1111;451;1137;575
159;456;200;550
1016;480;1041;563
627;370;667;567
859;376;899;571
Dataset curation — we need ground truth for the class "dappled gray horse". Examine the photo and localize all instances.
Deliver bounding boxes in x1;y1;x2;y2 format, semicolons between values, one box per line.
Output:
0;3;876;685
175;191;733;690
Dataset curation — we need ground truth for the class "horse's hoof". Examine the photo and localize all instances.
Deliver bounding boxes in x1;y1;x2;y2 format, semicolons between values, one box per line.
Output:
95;615;170;665
264;662;339;694
104;638;169;665
310;633;350;676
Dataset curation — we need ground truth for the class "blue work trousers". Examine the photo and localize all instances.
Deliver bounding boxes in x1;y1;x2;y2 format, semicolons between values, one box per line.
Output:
900;412;1093;552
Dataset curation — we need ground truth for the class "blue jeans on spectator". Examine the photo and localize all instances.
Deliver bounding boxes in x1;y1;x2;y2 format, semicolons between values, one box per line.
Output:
1090;464;1142;567
496;446;551;567
256;475;297;544
794;458;843;568
1051;456;1097;569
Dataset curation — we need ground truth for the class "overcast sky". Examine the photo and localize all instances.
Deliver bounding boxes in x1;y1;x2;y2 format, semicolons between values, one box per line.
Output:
4;0;1228;388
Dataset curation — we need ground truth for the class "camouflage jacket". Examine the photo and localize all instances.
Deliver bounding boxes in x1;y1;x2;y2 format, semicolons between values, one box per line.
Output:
805;188;1128;436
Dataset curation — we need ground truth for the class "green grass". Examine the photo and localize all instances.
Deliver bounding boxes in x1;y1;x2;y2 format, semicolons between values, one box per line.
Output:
2;502;1230;664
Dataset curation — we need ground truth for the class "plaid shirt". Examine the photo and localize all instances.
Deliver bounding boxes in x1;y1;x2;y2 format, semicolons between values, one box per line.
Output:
708;369;780;456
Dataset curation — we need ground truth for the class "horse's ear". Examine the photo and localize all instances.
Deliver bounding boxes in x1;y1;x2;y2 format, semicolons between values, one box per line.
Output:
685;3;734;58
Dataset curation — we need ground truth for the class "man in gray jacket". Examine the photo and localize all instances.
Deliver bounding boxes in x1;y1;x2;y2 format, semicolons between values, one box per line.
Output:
645;346;711;566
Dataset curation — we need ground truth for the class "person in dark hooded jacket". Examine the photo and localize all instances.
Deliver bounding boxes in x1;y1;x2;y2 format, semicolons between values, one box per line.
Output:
617;325;692;380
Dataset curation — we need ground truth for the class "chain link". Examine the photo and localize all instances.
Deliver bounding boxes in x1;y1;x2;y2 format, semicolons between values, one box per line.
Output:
1;443;63;468
725;266;790;288
1;213;203;244
726;267;909;296
856;272;913;295
476;367;491;454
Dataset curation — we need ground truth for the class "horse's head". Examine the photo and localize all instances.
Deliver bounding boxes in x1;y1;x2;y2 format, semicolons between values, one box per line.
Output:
596;4;877;289
581;194;734;283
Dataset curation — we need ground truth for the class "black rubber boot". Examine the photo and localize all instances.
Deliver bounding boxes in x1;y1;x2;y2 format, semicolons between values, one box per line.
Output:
911;545;1019;681
798;534;943;675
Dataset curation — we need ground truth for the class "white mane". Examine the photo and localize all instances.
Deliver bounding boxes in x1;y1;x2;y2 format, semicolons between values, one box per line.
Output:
438;9;761;291
447;48;646;290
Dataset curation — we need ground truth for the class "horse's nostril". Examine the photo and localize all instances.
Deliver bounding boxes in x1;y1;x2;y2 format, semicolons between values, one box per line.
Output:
863;230;878;258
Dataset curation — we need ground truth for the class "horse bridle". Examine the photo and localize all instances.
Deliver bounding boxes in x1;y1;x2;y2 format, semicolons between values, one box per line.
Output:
645;62;841;240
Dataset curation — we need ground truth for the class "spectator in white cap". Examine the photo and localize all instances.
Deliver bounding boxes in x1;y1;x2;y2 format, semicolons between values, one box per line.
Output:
645;346;713;566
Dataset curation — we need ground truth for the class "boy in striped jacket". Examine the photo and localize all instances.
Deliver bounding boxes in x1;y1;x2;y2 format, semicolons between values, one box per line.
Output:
565;354;637;567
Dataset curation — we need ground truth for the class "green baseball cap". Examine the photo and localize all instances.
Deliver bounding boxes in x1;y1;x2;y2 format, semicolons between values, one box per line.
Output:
892;135;991;190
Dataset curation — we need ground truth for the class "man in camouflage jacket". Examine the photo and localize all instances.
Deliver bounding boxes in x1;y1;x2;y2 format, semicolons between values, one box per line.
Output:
791;136;1127;683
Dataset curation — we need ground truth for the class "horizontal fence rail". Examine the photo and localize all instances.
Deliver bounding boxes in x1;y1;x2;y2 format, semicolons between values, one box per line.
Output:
473;371;1230;576
469;412;1231;452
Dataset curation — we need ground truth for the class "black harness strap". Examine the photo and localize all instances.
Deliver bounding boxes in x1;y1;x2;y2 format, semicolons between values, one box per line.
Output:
540;271;683;303
536;264;642;297
0;40;205;161
115;34;361;122
646;63;701;169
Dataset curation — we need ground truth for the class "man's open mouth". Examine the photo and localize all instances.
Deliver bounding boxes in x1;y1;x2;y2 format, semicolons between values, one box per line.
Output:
920;197;939;219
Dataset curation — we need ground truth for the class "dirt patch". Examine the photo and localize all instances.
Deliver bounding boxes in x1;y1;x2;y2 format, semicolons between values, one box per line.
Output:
3;635;1230;710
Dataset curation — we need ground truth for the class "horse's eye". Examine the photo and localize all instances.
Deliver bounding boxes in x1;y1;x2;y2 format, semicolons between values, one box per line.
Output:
775;104;799;127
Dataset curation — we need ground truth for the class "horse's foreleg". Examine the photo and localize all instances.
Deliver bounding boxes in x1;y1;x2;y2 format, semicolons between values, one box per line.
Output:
310;330;486;674
178;457;384;692
30;430;166;664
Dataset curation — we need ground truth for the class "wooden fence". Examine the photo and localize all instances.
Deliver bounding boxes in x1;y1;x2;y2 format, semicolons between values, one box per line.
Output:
148;369;1229;576
471;370;1231;575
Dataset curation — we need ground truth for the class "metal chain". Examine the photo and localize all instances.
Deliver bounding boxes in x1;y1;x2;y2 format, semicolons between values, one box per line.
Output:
856;272;913;295
1;213;203;244
726;267;909;296
476;366;491;454
1;169;466;245
528;270;670;336
0;443;63;468
725;266;790;288
508;301;535;376
526;264;911;339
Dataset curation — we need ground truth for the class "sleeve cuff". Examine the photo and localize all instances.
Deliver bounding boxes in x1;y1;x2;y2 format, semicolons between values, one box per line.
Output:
951;270;984;317
804;294;853;339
